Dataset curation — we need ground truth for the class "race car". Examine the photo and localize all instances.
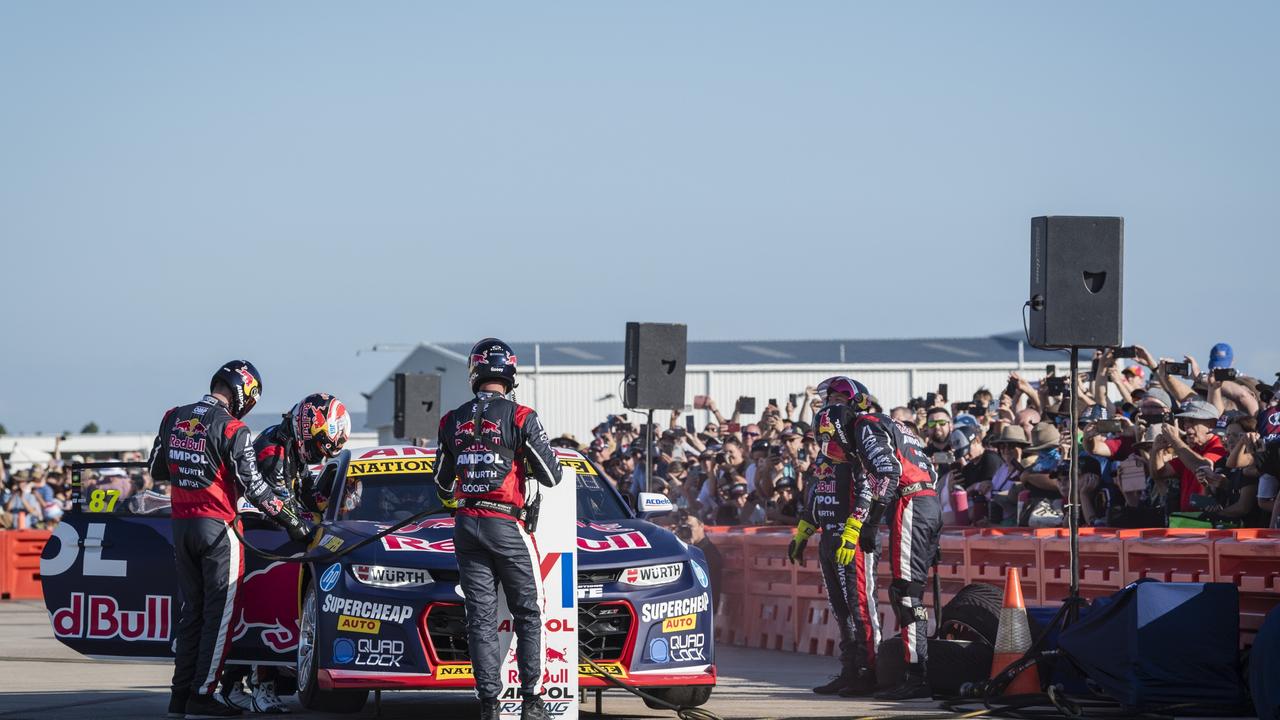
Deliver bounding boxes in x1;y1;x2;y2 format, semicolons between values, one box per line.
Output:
40;445;715;712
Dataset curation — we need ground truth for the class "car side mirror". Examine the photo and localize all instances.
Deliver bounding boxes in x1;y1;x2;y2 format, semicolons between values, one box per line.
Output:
636;492;673;517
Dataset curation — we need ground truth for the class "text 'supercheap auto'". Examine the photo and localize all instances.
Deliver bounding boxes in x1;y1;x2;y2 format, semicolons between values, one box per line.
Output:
39;445;716;713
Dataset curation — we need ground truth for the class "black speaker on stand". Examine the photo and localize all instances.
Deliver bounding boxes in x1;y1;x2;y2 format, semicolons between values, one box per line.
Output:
623;322;688;496
394;372;441;444
1027;216;1123;628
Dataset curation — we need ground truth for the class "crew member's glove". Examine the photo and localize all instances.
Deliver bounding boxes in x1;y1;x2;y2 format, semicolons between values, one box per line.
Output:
437;488;458;514
787;520;816;566
286;518;318;545
834;517;863;566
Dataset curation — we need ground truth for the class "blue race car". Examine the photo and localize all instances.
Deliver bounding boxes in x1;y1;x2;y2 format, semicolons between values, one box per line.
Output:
40;445;715;712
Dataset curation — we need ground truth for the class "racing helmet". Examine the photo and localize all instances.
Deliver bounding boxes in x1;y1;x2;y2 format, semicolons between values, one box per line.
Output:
290;393;352;464
210;360;262;419
468;338;518;392
818;375;873;412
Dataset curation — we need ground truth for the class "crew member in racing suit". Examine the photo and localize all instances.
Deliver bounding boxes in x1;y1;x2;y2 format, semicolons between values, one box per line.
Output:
150;361;315;719
824;378;942;700
434;339;564;720
221;393;352;714
788;377;881;697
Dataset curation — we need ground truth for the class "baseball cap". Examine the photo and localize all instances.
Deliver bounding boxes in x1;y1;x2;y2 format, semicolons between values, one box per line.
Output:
780;426;801;439
1175;399;1221;421
953;413;979;429
1080;405;1109;424
750;439;770;454
949;425;979;454
775;476;797;490
1122;365;1146;382
1209;343;1234;370
729;483;749;497
1144;387;1174;408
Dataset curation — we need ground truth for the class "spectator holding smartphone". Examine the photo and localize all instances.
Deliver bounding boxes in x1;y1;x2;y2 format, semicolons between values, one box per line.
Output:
1151;399;1226;512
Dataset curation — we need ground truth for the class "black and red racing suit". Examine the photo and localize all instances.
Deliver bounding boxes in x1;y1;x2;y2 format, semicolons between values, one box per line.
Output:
254;422;326;515
801;448;881;678
434;391;563;702
149;395;310;701
827;407;942;671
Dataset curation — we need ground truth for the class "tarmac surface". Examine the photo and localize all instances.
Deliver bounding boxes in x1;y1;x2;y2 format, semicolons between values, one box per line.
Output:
0;600;951;720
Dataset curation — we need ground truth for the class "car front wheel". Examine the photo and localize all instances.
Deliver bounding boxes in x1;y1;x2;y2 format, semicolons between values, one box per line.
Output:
297;584;368;713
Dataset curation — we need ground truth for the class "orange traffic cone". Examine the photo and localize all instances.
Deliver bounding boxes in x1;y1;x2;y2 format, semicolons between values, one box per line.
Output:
988;567;1039;695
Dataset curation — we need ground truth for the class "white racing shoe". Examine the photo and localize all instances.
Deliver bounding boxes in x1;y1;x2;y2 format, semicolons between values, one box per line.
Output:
249;680;290;714
222;681;255;713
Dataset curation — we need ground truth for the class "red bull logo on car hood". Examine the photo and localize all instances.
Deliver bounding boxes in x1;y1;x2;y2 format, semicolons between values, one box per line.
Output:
232;561;301;653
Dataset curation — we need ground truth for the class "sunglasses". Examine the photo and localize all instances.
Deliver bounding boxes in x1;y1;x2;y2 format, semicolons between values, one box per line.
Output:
743;431;761;437
925;419;951;428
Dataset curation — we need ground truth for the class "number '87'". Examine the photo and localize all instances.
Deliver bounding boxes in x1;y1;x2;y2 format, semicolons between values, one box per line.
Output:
87;489;120;513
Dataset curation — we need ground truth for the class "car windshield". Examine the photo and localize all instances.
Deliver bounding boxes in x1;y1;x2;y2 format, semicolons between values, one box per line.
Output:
335;458;442;522
332;454;631;523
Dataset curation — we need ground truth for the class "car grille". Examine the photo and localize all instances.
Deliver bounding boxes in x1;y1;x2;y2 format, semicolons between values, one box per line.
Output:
578;602;632;661
428;569;460;584
578;568;620;584
423;601;633;663
424;604;469;662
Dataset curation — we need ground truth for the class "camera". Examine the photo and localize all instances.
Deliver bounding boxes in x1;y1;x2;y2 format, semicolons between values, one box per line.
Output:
931;451;955;466
1114;346;1139;359
1140;411;1175;426
769;445;784;459
1212;367;1238;382
1093;419;1124;434
715;452;726;465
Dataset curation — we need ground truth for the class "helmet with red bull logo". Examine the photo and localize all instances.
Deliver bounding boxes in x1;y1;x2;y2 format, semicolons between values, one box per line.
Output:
818;376;874;412
290;393;352;464
468;338;518;393
211;360;262;419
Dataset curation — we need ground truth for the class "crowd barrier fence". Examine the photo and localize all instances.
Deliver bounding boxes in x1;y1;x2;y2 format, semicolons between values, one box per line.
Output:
704;525;1280;653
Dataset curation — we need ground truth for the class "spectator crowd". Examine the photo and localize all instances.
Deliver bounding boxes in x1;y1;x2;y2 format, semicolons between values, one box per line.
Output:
1;437;165;530
552;341;1280;531
7;340;1279;532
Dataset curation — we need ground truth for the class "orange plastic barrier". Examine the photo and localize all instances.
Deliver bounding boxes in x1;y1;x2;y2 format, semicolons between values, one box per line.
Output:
705;525;1280;654
741;532;795;650
2;530;52;600
0;533;9;598
1122;529;1232;584
1214;529;1280;645
966;528;1043;604
1038;528;1139;603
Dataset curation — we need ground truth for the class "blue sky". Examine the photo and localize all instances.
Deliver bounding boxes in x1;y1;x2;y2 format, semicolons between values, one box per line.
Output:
1;2;1276;433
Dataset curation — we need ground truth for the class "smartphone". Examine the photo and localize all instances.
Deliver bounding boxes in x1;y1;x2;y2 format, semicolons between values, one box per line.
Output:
1045;376;1068;394
693;395;709;409
1005;377;1020;396
768;398;778;409
925;392;938;406
736;397;756;415
1094;419;1124;434
1213;368;1239;382
684;415;696;433
931;451;955;465
1046;364;1057;377
1114;346;1139;359
1162;361;1192;378
726;422;741;433
789;393;798;406
938;383;949;400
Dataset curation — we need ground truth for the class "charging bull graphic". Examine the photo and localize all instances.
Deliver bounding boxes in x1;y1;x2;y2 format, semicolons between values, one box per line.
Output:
232;561;301;652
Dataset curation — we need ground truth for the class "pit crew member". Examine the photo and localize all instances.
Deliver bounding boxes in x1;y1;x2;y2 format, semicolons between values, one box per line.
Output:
434;339;564;720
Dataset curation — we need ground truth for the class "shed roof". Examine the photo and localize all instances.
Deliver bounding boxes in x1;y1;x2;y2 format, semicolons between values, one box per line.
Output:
432;332;1061;367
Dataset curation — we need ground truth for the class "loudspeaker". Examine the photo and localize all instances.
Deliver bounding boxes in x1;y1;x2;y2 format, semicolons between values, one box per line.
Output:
624;322;687;410
1029;216;1124;348
394;373;441;441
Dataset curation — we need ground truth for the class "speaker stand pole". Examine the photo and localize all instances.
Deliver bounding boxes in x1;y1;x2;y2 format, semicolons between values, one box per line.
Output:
1067;346;1082;624
644;409;654;496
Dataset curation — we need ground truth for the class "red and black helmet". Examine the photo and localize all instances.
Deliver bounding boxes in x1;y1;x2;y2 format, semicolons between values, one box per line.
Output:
818;375;873;412
211;360;262;419
468;338;518;392
291;393;352;464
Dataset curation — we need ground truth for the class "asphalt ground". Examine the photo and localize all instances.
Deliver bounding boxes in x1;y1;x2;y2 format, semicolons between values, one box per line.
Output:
0;600;958;720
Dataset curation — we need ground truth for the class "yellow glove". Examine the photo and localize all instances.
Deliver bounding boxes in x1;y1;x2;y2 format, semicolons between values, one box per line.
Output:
437;489;459;512
787;520;817;565
834;517;863;566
